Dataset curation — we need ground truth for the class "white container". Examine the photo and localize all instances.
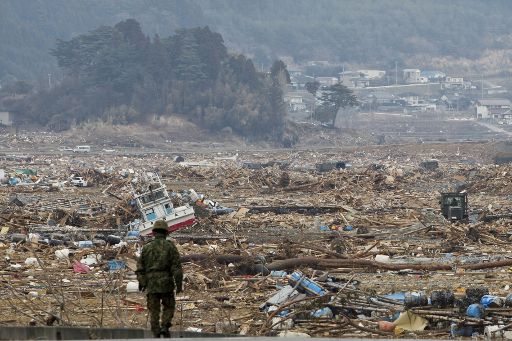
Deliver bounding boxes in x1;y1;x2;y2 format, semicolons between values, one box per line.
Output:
28;233;39;244
485;325;503;338
80;254;101;266
126;281;139;293
55;249;70;259
271;317;293;330
25;257;39;266
189;189;199;202
375;254;390;263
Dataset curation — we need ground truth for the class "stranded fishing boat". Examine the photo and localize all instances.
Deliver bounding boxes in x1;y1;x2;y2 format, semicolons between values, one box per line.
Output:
130;172;195;235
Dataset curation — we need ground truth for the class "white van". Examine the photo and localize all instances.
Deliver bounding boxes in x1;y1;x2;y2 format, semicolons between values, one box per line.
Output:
70;176;88;187
73;145;91;153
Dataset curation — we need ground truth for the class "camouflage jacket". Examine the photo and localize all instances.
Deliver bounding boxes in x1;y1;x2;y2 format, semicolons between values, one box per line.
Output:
136;235;183;294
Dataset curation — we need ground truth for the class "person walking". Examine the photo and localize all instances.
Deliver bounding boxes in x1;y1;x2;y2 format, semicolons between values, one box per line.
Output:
136;220;183;338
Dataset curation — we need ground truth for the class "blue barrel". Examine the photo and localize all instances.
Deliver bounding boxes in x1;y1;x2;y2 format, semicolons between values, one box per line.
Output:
466;304;484;318
270;270;287;278
481;295;504;308
289;271;326;296
127;230;140;237
108;260;126;271
311;307;333;318
277;309;290;317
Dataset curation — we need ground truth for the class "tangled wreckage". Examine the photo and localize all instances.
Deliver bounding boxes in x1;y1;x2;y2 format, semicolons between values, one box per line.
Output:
3;142;512;338
130;172;195;236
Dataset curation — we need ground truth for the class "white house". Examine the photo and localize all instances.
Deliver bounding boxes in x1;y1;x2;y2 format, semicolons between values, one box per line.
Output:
338;71;374;88
0;111;13;126
476;99;511;120
402;95;419;106
357;70;386;80
316;77;339;87
403;69;421;84
287;95;307;112
442;76;469;90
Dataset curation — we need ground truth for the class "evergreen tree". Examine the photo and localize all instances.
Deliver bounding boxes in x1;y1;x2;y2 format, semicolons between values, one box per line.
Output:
305;81;320;97
315;83;358;126
29;19;287;142
270;60;291;86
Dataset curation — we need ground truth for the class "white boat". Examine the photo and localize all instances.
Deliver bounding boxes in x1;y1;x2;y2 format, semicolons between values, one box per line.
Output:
131;173;195;236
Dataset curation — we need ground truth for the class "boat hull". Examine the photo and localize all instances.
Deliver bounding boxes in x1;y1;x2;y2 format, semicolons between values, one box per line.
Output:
138;206;195;236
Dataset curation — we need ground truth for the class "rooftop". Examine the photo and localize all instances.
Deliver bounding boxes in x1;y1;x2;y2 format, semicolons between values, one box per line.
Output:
477;98;511;106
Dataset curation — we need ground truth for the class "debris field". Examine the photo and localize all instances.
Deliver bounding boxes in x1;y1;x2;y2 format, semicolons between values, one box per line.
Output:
2;141;512;338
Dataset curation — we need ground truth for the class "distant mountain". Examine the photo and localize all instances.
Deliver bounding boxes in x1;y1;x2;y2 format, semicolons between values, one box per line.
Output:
2;0;512;81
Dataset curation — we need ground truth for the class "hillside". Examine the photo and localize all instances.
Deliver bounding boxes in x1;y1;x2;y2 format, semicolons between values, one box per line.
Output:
2;0;512;81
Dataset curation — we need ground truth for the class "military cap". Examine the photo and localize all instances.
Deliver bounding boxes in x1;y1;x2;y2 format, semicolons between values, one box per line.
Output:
152;220;169;233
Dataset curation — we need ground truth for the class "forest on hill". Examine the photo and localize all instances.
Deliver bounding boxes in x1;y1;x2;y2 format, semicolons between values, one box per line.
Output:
4;19;291;143
2;0;512;82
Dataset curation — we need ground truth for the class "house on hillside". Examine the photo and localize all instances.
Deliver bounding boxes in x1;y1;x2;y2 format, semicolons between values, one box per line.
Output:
289;73;315;90
400;94;419;106
286;94;307;112
421;70;446;82
476;98;512;121
284;90;315;121
306;61;331;67
362;91;401;111
441;76;470;90
339;70;385;89
316;77;338;87
398;93;436;112
339;71;359;88
403;69;428;84
0;111;13;126
357;70;386;80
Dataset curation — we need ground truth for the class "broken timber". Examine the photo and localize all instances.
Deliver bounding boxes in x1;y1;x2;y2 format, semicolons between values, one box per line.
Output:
248;205;341;215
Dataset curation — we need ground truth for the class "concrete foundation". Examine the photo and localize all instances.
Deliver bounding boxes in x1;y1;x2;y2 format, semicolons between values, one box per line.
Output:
0;326;240;340
0;326;150;340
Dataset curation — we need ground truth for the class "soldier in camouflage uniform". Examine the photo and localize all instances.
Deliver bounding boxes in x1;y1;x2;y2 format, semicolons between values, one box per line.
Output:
136;220;183;338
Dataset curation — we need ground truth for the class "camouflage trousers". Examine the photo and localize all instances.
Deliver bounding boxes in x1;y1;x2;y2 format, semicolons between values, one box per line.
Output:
147;293;176;337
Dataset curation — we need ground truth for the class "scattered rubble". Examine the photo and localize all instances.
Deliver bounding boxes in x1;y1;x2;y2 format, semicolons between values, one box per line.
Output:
1;141;512;338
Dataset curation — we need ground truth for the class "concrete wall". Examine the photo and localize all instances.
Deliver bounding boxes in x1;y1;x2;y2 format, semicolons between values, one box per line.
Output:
0;326;150;340
0;326;234;340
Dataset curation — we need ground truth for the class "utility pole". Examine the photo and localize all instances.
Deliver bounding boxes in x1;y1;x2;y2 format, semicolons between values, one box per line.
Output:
395;61;398;85
481;74;484;100
311;73;316;123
